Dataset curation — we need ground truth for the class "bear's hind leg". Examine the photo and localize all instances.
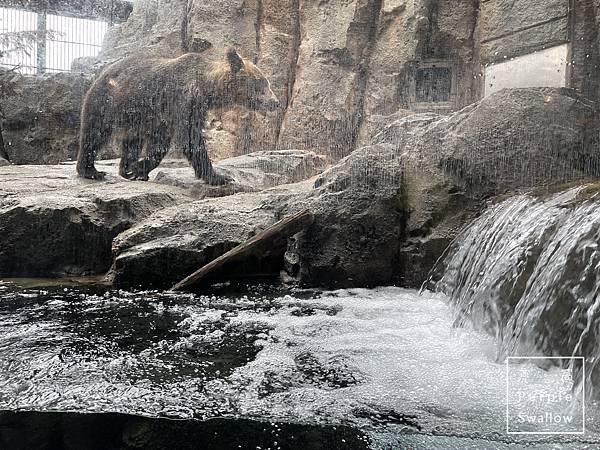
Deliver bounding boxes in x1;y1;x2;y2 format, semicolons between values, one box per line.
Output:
77;118;109;180
130;125;171;181
119;137;143;180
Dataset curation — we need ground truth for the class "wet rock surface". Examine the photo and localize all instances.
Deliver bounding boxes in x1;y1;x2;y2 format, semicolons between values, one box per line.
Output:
110;143;404;289
108;190;281;289
375;87;600;287
1;72;92;165
0;161;191;278
0;151;325;279
3;89;600;288
150;150;328;195
432;183;600;396
373;87;600;195
291;144;405;288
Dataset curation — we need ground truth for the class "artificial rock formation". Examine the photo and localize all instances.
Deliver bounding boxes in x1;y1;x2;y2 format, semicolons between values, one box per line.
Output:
0;162;188;278
1;72;92;165
0;150;326;278
150;150;328;194
108;143;405;289
108;87;600;290
379;87;600;286
433;183;600;396
6;0;599;164
1;88;598;287
100;0;481;161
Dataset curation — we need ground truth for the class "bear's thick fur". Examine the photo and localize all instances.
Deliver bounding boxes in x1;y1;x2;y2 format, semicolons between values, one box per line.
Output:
76;48;279;184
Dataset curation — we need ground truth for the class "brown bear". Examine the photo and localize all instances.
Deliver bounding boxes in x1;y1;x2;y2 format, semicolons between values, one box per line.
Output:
76;48;279;184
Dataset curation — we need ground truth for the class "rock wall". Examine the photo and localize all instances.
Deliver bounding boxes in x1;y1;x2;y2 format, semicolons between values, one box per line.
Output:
569;0;600;102
100;0;482;161
4;0;599;164
1;72;92;165
478;0;569;63
104;88;600;290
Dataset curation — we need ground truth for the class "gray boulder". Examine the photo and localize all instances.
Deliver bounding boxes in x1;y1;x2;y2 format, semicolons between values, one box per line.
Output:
374;87;600;195
5;87;598;289
291;144;405;287
1;72;93;164
109;143;405;289
108;190;283;288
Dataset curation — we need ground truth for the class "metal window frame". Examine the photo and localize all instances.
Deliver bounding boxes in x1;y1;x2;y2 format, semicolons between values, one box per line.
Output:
407;59;458;112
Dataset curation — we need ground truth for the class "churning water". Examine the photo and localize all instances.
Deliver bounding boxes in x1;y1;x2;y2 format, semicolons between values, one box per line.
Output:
2;280;600;448
433;186;600;399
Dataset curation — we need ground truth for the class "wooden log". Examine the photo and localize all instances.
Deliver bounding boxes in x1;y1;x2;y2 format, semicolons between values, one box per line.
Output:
171;209;314;291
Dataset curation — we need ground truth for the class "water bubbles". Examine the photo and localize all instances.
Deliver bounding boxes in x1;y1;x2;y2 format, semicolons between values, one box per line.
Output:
434;187;600;405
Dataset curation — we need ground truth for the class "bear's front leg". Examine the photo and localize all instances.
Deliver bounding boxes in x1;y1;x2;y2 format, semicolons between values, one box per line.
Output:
183;136;233;185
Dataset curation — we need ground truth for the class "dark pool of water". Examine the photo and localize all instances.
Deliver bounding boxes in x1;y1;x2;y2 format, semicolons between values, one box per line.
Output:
2;280;600;449
0;410;369;450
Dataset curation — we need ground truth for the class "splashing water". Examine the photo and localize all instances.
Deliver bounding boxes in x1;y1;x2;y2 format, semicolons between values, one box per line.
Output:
433;185;600;400
1;282;600;447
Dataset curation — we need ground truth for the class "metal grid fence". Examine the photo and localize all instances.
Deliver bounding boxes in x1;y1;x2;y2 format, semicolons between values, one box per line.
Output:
0;4;115;74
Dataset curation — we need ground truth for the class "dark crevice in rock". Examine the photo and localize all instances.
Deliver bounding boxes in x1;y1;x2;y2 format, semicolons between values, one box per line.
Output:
254;0;263;65
413;0;435;59
469;0;483;99
180;0;191;52
317;47;356;67
569;0;600;101
0;123;9;162
345;0;383;156
275;0;301;146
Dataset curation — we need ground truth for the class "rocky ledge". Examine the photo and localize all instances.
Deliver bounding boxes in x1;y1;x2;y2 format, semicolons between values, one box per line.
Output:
0;150;326;278
2;88;599;289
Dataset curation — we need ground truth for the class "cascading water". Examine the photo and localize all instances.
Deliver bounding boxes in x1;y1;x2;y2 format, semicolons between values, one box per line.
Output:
432;184;600;398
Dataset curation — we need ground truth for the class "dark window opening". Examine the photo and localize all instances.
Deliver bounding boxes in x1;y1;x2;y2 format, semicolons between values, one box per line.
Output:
415;67;452;103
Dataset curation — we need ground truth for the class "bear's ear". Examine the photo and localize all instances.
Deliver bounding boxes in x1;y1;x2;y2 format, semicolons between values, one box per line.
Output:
226;47;244;74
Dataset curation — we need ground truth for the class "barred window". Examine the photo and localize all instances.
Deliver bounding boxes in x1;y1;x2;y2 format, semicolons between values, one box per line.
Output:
415;67;453;103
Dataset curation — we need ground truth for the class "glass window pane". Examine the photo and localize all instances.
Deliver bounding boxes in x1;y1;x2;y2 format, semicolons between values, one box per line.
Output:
484;44;568;97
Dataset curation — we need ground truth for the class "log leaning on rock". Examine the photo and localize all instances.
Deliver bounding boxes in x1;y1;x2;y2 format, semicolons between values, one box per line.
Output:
171;209;314;291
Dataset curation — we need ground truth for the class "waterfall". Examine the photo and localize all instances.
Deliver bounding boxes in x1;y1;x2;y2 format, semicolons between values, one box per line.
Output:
432;185;600;395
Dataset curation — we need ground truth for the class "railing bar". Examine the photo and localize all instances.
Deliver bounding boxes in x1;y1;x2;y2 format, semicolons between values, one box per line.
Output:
46;40;102;47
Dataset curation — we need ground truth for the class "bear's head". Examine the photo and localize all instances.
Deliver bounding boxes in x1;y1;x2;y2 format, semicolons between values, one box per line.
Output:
210;48;280;113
